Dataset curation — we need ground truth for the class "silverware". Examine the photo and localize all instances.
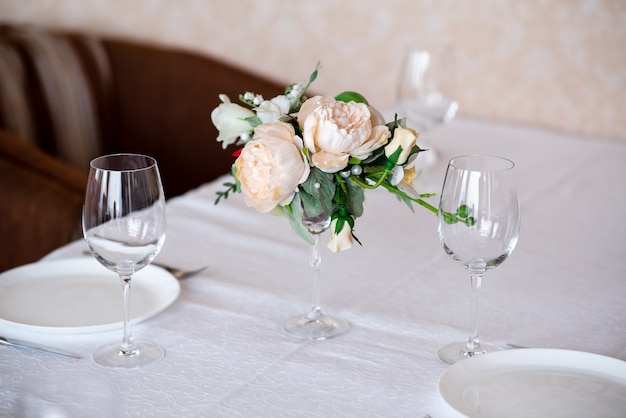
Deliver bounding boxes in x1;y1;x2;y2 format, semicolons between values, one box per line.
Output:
81;251;207;279
0;336;81;359
162;265;208;280
506;343;530;349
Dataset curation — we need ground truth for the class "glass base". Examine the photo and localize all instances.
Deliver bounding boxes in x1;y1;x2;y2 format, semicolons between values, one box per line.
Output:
438;341;501;365
283;313;350;341
93;340;164;369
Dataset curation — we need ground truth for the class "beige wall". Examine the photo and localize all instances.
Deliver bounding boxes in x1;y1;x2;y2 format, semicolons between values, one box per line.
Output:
1;0;624;140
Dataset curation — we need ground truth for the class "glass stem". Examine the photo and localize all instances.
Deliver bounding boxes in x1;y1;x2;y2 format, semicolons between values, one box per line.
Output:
467;273;483;351
120;275;137;355
308;233;323;319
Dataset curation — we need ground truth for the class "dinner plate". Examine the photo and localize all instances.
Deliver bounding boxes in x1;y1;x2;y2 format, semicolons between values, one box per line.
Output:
438;348;626;418
0;257;180;333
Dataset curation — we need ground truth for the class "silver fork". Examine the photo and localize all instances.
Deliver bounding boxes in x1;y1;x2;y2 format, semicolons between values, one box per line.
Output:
161;264;208;280
81;251;207;280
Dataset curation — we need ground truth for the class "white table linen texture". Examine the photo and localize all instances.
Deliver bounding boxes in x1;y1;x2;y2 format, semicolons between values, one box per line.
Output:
1;118;625;417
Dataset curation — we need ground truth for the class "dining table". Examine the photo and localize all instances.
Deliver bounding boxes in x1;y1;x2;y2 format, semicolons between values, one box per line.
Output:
1;117;625;417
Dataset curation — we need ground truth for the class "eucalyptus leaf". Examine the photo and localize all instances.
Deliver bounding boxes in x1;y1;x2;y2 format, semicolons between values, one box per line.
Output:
301;168;336;214
360;148;386;165
396;193;416;212
299;190;324;219
345;179;365;217
282;196;314;245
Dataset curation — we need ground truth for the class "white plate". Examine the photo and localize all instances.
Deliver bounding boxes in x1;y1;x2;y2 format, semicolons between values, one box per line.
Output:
438;348;626;418
0;257;180;333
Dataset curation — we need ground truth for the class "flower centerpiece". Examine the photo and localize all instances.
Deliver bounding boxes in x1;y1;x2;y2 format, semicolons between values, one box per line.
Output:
211;64;439;252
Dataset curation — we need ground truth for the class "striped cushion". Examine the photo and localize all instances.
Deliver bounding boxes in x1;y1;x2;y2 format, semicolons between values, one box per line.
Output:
0;25;108;170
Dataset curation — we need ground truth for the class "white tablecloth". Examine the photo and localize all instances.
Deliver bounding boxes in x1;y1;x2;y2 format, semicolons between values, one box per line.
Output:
1;118;625;417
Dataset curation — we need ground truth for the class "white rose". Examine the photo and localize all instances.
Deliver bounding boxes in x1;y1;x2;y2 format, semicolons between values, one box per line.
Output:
384;126;418;166
299;96;391;173
211;94;256;148
256;95;292;123
390;154;422;198
327;218;354;252
235;122;310;213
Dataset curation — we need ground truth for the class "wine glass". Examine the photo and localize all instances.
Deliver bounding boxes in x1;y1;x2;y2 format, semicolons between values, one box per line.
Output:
437;155;520;364
83;153;167;368
397;44;458;132
397;44;458;173
282;202;350;340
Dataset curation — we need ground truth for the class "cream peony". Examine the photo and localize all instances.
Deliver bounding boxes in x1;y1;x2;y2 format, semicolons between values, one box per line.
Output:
235;122;310;213
211;94;256;148
327;218;354;252
299;96;391;173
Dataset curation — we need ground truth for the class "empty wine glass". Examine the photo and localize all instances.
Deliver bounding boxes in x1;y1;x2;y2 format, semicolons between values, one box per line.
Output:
437;155;520;364
282;201;350;340
83;153;167;368
397;44;458;173
397;44;458;132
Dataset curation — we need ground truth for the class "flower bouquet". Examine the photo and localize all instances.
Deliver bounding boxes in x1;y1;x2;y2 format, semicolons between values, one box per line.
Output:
211;64;438;252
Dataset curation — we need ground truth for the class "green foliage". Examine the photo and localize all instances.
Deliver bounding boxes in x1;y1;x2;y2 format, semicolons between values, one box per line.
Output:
385;146;404;167
385;115;407;132
300;168;336;215
243;115;263;128
335;91;369;105
344;178;365;218
214;181;237;204
282;194;314;245
210;63;454;251
442;204;476;226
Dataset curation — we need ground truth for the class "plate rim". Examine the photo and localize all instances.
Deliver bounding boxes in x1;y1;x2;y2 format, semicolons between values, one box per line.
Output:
0;257;180;333
438;348;626;417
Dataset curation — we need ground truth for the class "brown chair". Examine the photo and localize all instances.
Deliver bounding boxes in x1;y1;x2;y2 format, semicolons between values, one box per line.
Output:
0;24;285;271
0;129;86;272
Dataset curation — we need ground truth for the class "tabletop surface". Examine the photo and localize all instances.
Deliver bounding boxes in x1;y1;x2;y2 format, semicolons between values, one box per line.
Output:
1;118;625;417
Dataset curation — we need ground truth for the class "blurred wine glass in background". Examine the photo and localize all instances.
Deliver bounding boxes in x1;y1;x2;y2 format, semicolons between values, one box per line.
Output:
397;45;458;131
397;44;458;177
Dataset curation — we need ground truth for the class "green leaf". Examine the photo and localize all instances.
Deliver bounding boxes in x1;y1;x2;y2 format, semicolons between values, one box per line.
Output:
282;196;314;245
344;179;365;218
360;148;386;165
309;63;319;84
292;62;321;110
231;165;241;193
386;116;407;132
335;91;369;105
393;189;416;212
214;177;239;204
457;204;472;218
386;146;403;166
243;115;262;128
333;216;345;234
301;168;336;214
443;213;459;224
299;190;325;219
